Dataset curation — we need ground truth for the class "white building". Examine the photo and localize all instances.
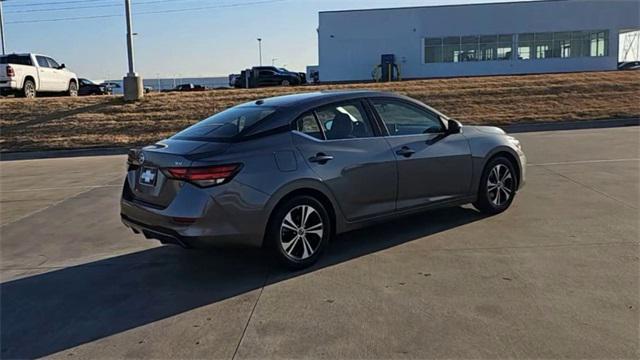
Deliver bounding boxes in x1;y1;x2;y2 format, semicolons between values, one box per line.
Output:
317;0;640;82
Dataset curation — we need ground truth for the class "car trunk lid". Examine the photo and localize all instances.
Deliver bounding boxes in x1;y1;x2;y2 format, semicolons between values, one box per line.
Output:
126;139;231;208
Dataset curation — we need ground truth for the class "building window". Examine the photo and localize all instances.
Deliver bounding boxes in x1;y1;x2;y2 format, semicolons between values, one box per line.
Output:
552;32;572;58
516;30;608;60
424;34;513;63
424;38;443;63
590;31;608;56
442;36;460;62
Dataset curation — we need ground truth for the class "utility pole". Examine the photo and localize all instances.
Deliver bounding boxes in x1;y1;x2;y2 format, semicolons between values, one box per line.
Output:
123;0;143;100
257;38;262;66
0;0;6;55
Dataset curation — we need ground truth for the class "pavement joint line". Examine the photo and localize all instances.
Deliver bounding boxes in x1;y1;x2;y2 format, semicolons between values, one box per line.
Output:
231;266;270;360
0;176;123;228
539;165;638;210
528;158;640;166
425;241;639;252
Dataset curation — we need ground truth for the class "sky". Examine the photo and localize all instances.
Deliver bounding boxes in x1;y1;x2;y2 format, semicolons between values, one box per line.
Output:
2;0;529;79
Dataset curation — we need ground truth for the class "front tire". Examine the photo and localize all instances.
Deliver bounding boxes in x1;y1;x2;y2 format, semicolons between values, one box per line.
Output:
473;156;518;214
68;81;78;97
281;80;290;86
267;196;331;269
22;79;36;98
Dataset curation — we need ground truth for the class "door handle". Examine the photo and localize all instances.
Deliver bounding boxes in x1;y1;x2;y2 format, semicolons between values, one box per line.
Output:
396;146;415;157
309;153;334;164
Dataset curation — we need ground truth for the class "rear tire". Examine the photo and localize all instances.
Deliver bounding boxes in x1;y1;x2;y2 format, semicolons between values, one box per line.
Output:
22;79;36;98
267;195;331;270
68;81;78;97
473;156;518;214
281;80;290;86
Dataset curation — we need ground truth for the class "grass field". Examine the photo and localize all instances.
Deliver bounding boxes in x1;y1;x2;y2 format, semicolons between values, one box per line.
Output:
1;70;639;151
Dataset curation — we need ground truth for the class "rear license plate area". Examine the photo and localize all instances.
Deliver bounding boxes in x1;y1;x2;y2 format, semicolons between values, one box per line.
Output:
139;166;158;187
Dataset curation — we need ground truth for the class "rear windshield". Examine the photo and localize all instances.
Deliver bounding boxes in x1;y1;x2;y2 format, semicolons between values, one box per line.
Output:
0;55;33;66
171;106;276;141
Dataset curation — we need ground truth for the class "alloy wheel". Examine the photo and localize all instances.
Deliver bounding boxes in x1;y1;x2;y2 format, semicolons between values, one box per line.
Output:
280;205;324;260
487;164;514;206
69;83;78;97
25;83;36;98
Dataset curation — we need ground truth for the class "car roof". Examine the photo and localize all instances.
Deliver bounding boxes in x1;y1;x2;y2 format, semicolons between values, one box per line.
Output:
240;90;402;109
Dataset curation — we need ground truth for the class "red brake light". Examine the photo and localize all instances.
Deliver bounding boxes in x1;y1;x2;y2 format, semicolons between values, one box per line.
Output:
6;65;15;77
166;164;241;187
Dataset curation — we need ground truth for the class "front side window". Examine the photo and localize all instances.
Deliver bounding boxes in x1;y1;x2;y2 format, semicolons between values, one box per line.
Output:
371;99;443;135
36;56;50;68
46;57;60;68
314;102;375;140
172;106;275;141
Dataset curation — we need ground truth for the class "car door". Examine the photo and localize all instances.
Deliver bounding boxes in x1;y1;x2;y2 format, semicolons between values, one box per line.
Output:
257;70;276;86
35;56;56;91
292;100;398;221
45;57;67;91
369;98;472;210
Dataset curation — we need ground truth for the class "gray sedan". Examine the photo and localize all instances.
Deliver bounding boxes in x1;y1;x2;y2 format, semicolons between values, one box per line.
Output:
121;91;526;269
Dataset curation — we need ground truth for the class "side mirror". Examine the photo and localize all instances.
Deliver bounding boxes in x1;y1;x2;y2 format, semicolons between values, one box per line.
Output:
58;63;66;69
446;119;462;134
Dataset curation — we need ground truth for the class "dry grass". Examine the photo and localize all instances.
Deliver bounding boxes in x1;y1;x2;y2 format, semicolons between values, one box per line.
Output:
1;70;639;151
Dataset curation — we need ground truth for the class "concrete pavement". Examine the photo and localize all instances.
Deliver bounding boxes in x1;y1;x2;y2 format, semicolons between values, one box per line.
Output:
0;127;638;359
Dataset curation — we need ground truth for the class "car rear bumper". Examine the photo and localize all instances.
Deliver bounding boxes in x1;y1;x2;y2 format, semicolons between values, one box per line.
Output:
0;80;19;94
121;213;192;247
120;179;271;248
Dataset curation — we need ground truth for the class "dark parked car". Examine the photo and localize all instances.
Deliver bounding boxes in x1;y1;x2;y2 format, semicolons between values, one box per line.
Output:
121;91;526;269
234;66;303;88
618;61;640;70
78;78;109;96
163;83;206;92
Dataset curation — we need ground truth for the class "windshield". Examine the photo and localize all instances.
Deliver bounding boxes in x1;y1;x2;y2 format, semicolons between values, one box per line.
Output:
171;106;276;141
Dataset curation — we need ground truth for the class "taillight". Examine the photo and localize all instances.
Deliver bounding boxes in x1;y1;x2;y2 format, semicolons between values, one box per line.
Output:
6;65;15;77
165;164;242;187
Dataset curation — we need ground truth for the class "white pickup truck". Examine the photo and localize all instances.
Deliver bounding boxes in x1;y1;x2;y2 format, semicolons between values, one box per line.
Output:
0;53;78;98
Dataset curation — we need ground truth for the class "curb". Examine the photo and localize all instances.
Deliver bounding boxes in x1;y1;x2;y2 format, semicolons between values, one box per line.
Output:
1;118;638;161
1;147;129;161
502;118;639;133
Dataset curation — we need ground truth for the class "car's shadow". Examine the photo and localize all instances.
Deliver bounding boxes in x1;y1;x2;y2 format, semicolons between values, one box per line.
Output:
1;206;485;359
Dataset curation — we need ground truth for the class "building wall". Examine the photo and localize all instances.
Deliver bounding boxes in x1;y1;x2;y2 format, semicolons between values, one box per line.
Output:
318;0;640;81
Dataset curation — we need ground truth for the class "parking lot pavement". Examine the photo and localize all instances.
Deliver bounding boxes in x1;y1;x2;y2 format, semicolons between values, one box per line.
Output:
0;126;638;359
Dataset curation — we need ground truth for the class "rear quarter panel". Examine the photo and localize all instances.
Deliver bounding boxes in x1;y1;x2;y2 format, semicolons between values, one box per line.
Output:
190;131;345;243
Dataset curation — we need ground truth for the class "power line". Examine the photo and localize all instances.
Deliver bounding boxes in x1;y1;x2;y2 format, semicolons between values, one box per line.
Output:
6;0;284;24
5;0;205;14
3;0;115;8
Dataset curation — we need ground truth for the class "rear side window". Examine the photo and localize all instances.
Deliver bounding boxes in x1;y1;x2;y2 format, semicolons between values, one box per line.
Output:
295;112;323;140
172;106;275;141
0;55;33;65
36;56;50;68
314;102;375;140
